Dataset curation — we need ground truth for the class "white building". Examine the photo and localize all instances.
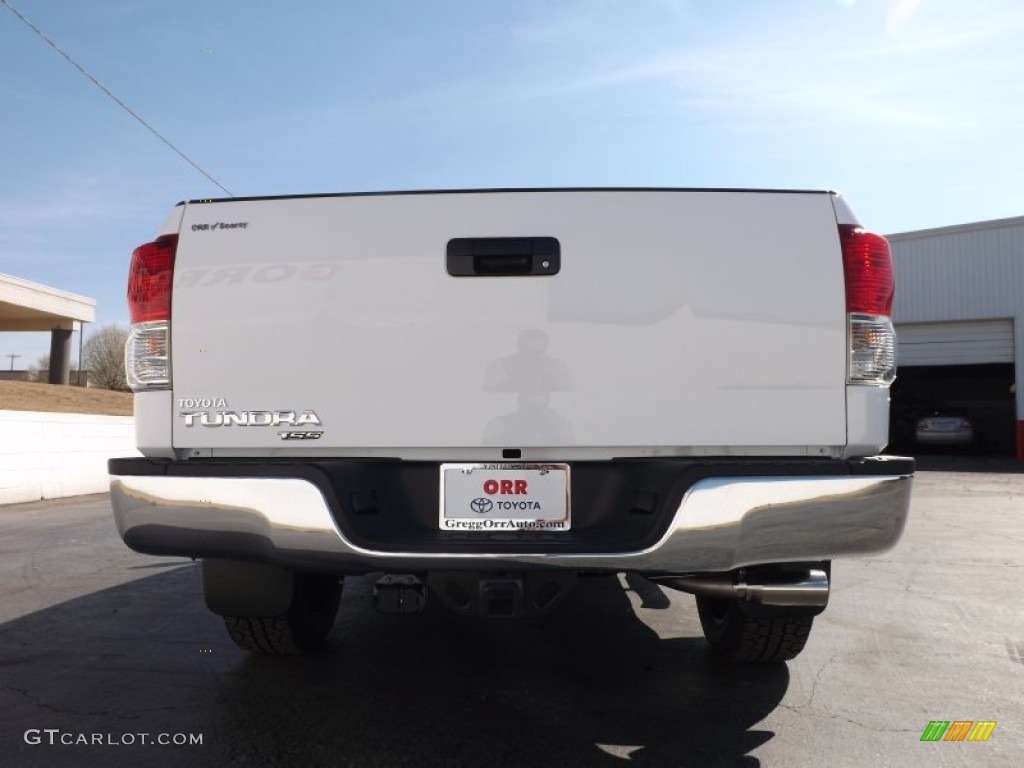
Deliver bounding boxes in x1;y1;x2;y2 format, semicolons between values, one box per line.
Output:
888;215;1024;458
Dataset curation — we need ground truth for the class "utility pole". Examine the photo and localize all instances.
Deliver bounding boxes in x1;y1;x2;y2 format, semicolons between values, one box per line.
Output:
6;353;20;371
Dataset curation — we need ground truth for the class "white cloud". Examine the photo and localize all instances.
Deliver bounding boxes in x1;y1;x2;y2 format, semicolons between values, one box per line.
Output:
886;0;924;36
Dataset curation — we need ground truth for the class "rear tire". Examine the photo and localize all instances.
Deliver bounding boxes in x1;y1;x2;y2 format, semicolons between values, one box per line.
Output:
696;595;814;663
224;573;342;655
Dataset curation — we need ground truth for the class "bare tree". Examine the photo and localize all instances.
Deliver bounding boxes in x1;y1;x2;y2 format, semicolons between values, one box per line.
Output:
82;324;130;391
24;353;82;383
27;353;50;383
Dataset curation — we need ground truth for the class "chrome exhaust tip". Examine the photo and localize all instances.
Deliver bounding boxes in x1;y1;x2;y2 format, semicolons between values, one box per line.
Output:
654;568;830;608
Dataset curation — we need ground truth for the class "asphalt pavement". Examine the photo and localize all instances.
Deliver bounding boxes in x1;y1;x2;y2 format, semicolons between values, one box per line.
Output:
0;466;1022;767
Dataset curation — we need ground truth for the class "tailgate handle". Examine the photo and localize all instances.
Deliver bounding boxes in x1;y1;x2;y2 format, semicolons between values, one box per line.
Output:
447;237;560;277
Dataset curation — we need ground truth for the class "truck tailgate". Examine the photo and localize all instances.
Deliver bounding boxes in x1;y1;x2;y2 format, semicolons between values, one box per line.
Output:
169;190;847;452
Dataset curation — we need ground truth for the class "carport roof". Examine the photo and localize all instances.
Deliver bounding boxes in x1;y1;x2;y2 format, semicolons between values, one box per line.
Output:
0;273;96;332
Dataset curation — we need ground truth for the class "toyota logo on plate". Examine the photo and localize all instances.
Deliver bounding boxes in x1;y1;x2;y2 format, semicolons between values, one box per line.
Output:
470;497;493;514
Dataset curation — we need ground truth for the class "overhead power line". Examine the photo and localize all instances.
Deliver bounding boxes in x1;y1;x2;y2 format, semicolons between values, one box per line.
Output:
1;0;233;196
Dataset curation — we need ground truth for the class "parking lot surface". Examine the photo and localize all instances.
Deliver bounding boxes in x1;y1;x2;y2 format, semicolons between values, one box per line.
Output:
1;465;1022;767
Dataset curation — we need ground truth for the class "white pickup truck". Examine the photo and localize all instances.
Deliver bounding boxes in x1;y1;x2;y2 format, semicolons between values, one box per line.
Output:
109;188;913;661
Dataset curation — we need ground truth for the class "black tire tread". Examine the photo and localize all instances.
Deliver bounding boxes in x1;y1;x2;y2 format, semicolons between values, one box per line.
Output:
731;613;813;663
221;574;341;655
224;615;306;655
697;595;814;663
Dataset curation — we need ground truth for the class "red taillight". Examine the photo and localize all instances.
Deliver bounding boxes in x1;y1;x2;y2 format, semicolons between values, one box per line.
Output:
840;225;893;316
128;234;178;323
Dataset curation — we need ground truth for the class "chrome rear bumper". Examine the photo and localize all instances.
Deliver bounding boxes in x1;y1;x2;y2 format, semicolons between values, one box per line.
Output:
110;469;912;574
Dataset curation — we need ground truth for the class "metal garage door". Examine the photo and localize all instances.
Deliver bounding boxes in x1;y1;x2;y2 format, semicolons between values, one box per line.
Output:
896;319;1015;366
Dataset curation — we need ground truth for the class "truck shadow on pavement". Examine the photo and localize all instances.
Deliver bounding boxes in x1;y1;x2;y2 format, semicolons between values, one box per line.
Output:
1;566;789;768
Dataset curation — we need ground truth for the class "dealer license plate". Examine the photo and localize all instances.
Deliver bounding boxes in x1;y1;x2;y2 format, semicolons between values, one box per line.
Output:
440;463;570;532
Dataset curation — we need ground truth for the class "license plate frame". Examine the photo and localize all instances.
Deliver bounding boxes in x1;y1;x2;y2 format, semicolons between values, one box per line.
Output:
439;463;571;532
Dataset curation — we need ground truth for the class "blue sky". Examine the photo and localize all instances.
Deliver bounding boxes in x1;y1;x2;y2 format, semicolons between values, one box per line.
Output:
2;0;1024;366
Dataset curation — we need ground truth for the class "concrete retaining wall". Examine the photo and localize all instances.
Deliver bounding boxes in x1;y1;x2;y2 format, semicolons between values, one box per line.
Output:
0;410;138;505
